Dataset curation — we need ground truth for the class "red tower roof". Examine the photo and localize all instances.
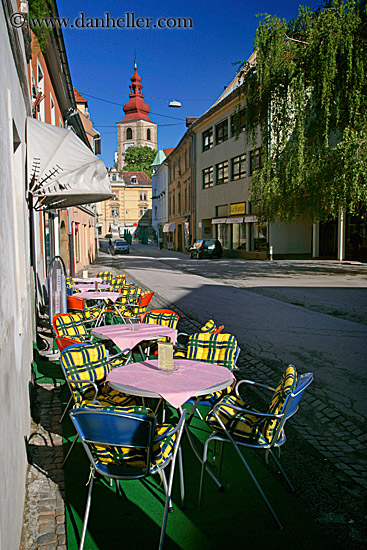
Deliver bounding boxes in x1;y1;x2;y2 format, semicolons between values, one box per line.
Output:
119;62;153;123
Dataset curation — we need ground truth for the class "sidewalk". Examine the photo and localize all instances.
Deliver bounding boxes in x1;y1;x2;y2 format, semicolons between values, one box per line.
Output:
20;252;367;549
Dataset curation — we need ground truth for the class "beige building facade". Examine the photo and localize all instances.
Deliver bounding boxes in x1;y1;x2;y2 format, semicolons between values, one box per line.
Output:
97;170;152;239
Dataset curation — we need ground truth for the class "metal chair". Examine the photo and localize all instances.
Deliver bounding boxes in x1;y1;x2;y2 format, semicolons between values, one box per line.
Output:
181;332;241;408
113;291;154;323
66;296;103;326
59;341;135;424
96;271;114;285
69;407;187;550
53;312;94;351
199;366;313;529
175;319;224;355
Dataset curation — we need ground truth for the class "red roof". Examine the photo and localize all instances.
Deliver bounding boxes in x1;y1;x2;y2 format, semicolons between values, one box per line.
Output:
73;87;87;104
163;147;175;156
120;64;154;124
118;171;152;186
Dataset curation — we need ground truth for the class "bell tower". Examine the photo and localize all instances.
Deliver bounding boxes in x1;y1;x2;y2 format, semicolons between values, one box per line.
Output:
116;61;157;170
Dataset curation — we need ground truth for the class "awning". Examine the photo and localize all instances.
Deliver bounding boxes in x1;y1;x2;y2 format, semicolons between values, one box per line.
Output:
163;222;176;232
211;218;227;225
27;117;113;210
226;216;244;224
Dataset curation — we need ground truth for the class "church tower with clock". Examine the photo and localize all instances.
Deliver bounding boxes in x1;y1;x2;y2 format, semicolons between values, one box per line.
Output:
116;61;157;170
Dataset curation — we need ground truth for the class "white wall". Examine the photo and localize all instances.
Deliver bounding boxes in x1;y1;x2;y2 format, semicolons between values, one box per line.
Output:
270;216;312;255
0;7;34;550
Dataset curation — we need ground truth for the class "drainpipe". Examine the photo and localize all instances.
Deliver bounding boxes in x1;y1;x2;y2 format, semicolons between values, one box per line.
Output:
67;208;75;276
337;207;345;262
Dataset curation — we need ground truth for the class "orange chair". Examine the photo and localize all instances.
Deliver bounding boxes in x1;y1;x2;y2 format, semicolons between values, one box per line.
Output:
66;295;102;325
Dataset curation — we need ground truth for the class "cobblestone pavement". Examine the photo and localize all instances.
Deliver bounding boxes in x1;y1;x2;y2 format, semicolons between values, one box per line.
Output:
20;255;367;549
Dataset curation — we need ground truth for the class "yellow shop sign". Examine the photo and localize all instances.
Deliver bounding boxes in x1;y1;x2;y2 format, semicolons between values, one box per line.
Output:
230;202;246;216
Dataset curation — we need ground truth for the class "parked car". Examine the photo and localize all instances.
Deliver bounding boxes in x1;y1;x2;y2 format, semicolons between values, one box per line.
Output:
113;240;130;254
189;239;222;259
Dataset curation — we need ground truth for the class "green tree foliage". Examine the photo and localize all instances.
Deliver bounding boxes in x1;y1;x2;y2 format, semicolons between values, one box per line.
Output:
29;0;52;52
122;146;157;177
240;0;367;223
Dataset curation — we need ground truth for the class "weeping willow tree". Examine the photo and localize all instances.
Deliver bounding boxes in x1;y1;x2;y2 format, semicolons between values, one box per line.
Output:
240;0;367;223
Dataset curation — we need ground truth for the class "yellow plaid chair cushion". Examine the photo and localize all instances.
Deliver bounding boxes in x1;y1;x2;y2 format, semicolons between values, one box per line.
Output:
111;274;126;286
186;332;238;370
206;394;268;444
79;390;137;409
66;277;74;288
263;365;297;441
206;365;298;444
200;319;217;333
96;271;113;284
54;313;88;338
143;311;179;329
84;307;102;322
61;343;113;404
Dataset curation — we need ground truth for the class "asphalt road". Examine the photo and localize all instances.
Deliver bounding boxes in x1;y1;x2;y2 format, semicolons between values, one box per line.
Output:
109;243;367;419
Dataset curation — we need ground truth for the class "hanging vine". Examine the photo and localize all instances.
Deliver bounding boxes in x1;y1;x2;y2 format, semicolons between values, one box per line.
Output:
240;0;367;223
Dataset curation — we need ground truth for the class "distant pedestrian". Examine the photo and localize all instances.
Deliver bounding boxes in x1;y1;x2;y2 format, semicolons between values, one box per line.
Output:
109;238;113;254
159;237;163;250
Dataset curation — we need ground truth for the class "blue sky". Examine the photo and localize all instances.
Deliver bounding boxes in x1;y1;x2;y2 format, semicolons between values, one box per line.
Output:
59;0;322;168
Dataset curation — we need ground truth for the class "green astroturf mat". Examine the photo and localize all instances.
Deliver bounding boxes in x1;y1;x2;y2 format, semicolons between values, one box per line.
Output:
62;402;333;550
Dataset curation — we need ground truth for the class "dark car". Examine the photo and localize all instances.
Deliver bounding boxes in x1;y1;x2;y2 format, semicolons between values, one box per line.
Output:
113;240;130;254
189;239;222;259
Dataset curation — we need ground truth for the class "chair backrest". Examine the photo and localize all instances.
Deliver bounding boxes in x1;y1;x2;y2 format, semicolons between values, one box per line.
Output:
53;312;87;338
261;365;298;443
186;332;239;370
70;407;157;478
67;295;85;311
141;309;179;329
96;271;113;284
60;342;112;404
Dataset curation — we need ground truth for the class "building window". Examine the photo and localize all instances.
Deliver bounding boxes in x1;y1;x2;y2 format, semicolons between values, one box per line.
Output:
216;161;228;185
140;208;147;216
112;174;117;181
249;148;263;175
215;119;228;145
126;127;132;140
147;128;151;141
230;108;246;136
231;154;247;180
50;94;55;125
202;166;214;189
139;192;147;201
111;208;119;217
202;128;213;151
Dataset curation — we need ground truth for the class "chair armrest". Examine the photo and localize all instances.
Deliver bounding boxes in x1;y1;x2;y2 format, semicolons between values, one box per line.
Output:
235;379;275;399
212;399;283;420
72;380;99;403
109;347;133;365
154;409;187;442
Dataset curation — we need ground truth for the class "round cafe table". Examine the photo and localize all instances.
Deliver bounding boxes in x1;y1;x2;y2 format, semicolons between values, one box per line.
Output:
106;358;235;481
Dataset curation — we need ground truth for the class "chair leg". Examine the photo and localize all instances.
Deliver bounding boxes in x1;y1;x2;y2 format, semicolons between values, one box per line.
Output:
178;447;185;507
62;435;79;468
60;395;73;423
230;443;283;530
269;449;295;492
79;470;95;550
